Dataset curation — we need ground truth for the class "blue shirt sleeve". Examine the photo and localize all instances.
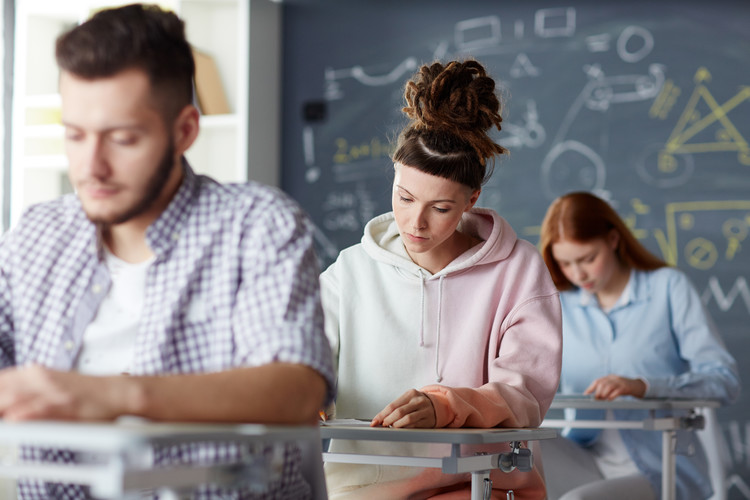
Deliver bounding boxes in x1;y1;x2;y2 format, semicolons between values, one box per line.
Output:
643;269;740;404
559;268;740;406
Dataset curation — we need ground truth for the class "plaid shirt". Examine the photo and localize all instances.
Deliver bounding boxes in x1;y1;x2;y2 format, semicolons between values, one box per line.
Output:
0;163;335;499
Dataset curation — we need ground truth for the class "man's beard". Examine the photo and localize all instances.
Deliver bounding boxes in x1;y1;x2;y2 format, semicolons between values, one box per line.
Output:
87;141;177;227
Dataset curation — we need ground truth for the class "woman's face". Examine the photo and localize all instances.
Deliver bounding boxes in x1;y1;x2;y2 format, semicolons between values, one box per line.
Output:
550;232;621;294
392;163;478;260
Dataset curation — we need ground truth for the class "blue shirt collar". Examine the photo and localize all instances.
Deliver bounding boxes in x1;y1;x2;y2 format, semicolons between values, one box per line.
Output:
576;268;649;311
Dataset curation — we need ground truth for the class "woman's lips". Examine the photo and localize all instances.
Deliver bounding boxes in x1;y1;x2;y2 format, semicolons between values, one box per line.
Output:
405;233;427;242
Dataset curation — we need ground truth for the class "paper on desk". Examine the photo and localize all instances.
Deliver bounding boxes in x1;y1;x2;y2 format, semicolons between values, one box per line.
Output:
320;418;372;426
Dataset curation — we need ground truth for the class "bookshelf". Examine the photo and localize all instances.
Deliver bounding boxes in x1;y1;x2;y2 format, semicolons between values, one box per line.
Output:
9;0;250;227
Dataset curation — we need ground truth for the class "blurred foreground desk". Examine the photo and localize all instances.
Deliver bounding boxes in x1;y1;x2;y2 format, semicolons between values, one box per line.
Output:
320;422;557;500
0;419;324;499
542;397;719;500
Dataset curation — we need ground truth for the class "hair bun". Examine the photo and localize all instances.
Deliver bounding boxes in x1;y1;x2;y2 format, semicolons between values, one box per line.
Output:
399;60;506;167
403;60;503;136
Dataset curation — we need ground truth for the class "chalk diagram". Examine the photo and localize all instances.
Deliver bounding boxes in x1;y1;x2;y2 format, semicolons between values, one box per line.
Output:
311;184;378;268
301;58;419;184
309;7;585;188
638;67;750;187
323;58;419;102
645;200;750;270
540;61;665;199
723;420;750;500
501;99;546;150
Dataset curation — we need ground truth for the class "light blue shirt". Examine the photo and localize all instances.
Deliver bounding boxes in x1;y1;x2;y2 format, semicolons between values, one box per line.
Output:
559;267;740;500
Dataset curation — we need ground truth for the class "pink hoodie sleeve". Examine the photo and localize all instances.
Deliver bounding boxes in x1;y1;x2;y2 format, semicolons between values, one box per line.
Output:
421;293;562;428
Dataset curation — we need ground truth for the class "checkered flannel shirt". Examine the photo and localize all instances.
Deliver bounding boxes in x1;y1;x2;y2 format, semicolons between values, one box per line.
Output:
0;163;335;499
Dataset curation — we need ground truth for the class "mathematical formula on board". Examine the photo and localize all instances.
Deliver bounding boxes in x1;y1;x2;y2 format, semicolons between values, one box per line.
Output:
306;6;672;188
283;2;750;496
297;5;750;318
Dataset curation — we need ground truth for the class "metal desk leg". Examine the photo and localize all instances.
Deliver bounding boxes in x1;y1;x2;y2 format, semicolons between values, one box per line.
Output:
662;429;677;500
471;470;491;500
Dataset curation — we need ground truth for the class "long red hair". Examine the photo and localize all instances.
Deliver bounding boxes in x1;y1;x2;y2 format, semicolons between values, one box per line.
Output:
540;192;667;291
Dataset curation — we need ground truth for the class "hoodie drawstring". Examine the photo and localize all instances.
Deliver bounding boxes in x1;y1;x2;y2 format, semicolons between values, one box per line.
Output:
416;269;444;383
418;269;425;347
434;275;444;383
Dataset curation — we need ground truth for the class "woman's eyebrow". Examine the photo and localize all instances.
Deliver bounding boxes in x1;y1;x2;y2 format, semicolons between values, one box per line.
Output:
396;185;457;204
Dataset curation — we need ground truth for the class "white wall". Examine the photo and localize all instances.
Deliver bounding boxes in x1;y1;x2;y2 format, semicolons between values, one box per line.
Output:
248;0;282;187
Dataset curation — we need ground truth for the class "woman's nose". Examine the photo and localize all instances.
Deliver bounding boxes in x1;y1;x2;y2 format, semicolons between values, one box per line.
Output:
412;211;427;230
572;265;586;281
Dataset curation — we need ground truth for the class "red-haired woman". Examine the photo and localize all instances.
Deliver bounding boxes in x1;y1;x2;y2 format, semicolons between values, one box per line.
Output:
539;191;740;500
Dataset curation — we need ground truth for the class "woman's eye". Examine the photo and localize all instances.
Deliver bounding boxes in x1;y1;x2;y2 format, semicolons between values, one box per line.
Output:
399;196;413;203
434;207;449;213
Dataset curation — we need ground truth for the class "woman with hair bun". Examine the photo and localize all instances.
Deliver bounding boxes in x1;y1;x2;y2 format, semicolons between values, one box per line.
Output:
320;60;562;499
539;191;740;500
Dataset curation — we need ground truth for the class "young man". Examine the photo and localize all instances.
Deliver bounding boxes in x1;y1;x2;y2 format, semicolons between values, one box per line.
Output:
0;4;334;499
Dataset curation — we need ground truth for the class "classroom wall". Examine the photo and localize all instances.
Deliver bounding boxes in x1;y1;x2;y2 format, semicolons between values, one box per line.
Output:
1;0;12;232
279;0;750;497
248;0;282;187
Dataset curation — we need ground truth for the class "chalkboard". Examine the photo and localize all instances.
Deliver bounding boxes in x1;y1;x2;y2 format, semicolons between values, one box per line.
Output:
280;0;750;496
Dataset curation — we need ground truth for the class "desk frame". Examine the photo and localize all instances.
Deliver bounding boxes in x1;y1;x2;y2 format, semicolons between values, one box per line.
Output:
320;424;557;500
542;398;718;500
0;419;321;499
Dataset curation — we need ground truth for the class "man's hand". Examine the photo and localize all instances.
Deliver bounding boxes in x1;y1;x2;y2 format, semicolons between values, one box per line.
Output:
584;374;647;400
0;365;130;421
371;389;436;428
0;363;327;424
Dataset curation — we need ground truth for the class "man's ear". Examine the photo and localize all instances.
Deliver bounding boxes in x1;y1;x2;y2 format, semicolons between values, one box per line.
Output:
173;104;200;156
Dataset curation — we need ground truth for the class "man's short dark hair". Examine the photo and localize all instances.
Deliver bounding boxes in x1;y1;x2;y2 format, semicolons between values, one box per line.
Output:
56;3;195;120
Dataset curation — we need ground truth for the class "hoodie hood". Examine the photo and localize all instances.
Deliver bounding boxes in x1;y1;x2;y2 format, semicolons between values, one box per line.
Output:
359;207;519;383
361;207;518;278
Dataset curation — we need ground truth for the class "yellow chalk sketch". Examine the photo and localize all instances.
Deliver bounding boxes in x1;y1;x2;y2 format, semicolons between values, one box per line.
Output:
658;68;750;171
649;79;681;120
652;200;750;269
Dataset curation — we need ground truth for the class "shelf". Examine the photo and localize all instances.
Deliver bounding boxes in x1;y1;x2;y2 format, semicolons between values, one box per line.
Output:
24;124;65;138
23;155;68;170
23;94;62;108
199;114;238;129
9;0;249;227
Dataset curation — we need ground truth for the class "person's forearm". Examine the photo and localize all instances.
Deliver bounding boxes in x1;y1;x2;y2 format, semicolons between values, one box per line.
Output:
117;363;327;424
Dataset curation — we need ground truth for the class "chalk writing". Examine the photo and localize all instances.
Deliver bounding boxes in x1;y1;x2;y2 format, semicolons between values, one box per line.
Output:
643;67;750;186
702;277;750;314
541;62;664;198
649;200;750;268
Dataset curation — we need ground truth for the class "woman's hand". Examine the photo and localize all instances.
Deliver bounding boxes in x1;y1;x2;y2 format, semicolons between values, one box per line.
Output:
371;389;436;428
584;375;647;400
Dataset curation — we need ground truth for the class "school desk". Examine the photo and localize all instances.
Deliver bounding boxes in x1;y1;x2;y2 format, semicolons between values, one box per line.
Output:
542;396;720;500
320;421;557;500
0;418;325;499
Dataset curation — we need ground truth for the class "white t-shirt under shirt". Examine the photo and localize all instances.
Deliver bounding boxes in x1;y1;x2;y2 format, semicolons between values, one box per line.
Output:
591;411;641;478
73;250;153;375
583;274;642;479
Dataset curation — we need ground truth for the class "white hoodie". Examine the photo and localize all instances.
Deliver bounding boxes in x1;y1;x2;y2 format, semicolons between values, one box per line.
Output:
320;208;562;499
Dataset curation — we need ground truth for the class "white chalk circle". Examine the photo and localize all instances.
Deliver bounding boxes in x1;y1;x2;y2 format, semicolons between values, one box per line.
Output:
636;143;695;188
541;140;606;199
